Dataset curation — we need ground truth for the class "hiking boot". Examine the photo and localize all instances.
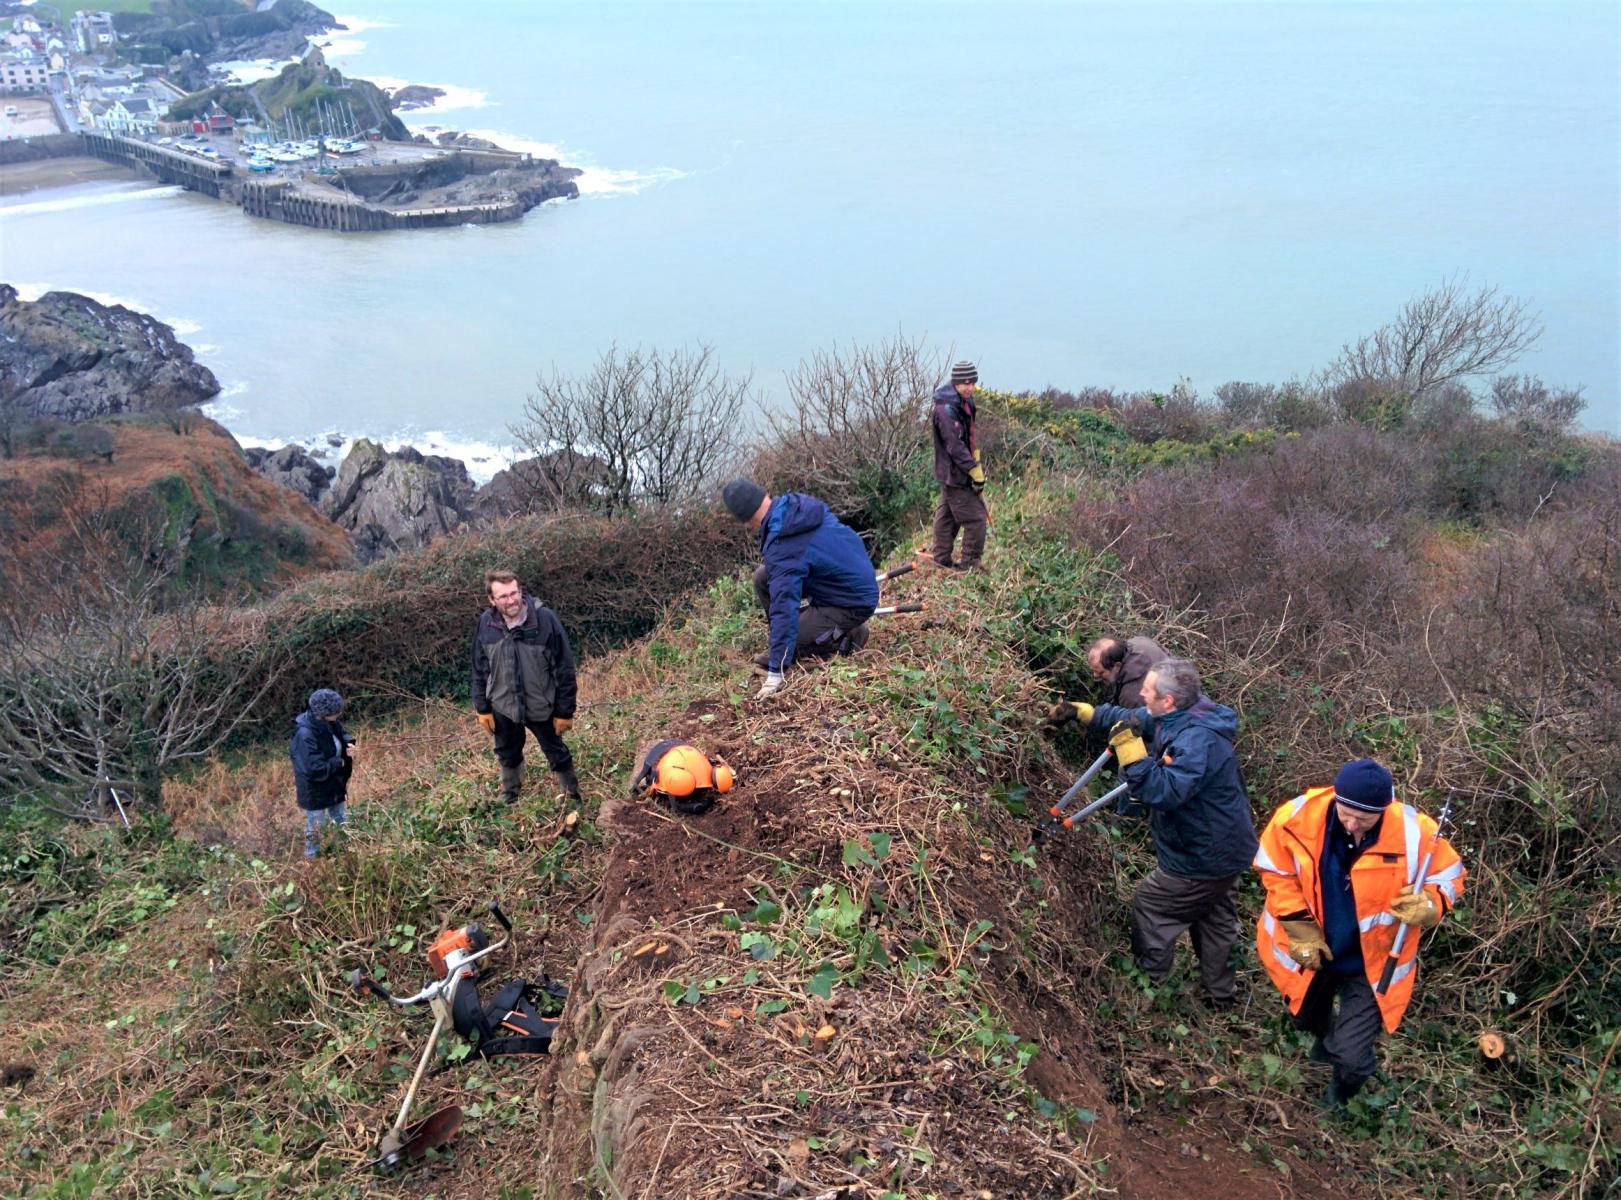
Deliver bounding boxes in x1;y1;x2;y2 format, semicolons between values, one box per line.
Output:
1307;1038;1333;1069
555;766;583;807
1192;987;1238;1011
752;652;772;670
498;764;524;804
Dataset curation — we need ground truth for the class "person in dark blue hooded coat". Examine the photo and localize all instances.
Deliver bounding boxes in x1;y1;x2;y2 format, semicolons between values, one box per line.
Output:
1081;657;1260;1005
722;479;878;699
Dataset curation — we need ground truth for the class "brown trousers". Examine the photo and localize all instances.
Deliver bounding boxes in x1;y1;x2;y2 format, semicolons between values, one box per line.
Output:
931;485;987;567
1129;867;1243;1002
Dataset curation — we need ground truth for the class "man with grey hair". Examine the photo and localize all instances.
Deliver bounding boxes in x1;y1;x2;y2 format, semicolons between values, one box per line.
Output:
1064;658;1260;1005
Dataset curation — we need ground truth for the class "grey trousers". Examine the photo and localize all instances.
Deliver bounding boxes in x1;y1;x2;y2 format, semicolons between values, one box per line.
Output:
930;485;987;567
752;565;871;661
1129;867;1242;1001
1293;970;1383;1095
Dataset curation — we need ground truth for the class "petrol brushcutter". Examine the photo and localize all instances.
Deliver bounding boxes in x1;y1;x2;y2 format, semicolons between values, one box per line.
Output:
348;901;566;1170
1032;747;1132;844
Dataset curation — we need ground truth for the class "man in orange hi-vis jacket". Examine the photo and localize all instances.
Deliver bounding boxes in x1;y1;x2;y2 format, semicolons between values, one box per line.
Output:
1253;759;1464;1112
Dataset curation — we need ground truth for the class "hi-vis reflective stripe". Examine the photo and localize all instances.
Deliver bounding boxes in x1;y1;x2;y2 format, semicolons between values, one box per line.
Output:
1390;957;1417;986
1261;911;1302;974
1254;843;1287;874
1255;794;1312;873
1429;861;1464;903
1401;804;1422;883
1358;911;1399;933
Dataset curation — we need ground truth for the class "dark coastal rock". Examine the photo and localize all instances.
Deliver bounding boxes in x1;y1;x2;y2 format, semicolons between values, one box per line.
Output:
390;85;446;111
435;131;500;151
0;285;221;423
244;443;334;505
321;438;477;562
474;450;612;520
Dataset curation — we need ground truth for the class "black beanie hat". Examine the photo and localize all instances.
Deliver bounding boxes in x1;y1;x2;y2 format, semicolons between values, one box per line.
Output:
1334;758;1394;813
722;478;767;522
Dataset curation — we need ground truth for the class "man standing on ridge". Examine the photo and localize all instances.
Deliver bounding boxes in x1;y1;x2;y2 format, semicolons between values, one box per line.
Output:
722;478;878;700
926;360;987;571
1253;759;1465;1113
470;569;581;806
1059;658;1260;1006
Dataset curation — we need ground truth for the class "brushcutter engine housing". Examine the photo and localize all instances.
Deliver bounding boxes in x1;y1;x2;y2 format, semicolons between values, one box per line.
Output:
427;923;490;980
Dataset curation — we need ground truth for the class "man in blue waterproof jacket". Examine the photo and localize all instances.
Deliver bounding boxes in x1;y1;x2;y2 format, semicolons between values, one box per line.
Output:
722;478;878;700
1073;657;1260;1005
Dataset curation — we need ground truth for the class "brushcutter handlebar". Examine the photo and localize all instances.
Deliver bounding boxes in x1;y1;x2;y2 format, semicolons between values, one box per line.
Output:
487;901;513;934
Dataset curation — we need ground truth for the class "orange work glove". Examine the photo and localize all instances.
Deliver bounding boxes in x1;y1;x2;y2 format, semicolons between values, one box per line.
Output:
476;711;496;734
552;717;574;734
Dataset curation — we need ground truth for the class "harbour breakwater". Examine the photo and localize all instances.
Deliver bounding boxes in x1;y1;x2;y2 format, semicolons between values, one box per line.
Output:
78;130;580;232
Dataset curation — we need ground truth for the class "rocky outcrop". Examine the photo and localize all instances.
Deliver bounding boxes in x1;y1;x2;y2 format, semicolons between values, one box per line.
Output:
0;286;220;424
474;450;611;520
320;438;476;563
390;85;446;111
243;443;334;505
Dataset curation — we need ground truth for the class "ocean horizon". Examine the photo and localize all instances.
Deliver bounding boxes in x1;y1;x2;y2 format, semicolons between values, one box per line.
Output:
2;0;1616;476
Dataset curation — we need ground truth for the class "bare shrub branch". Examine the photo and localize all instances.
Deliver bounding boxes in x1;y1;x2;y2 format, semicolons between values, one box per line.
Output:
751;333;941;551
1323;276;1544;408
509;344;750;516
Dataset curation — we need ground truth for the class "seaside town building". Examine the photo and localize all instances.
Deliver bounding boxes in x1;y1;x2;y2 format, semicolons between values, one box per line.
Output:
71;11;116;56
1;52;49;94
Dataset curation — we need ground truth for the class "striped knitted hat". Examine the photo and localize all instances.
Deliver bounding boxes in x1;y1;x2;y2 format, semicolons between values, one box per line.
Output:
950;360;978;385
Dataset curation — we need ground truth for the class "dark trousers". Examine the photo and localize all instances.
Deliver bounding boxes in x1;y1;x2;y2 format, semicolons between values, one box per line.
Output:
752;566;871;660
491;711;573;773
1292;970;1382;1095
931;485;987;567
1129;867;1242;1001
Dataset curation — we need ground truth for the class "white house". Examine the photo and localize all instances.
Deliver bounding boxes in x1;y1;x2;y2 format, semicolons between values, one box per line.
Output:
102;96;158;135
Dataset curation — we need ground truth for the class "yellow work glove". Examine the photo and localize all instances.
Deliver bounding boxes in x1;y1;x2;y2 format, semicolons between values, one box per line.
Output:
968;465;986;491
1107;720;1148;767
1040;701;1095;730
1390;886;1441;928
1280;918;1333;971
551;716;574;734
476;711;496;734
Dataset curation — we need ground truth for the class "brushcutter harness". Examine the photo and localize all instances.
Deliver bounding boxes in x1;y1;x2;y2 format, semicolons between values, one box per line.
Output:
634;740;735;814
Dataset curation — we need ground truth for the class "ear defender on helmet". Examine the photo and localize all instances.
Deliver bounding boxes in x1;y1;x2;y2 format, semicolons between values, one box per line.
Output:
656;763;699;797
712;761;735;794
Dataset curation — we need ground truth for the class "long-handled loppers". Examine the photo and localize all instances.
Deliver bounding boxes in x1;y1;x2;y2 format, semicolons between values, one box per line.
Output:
1375;794;1456;995
1033;747;1130;843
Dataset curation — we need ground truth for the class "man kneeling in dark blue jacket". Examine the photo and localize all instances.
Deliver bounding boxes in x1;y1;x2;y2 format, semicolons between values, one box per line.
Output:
722;479;879;700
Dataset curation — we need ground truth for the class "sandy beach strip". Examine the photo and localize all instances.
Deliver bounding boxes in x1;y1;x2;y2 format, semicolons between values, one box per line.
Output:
0;156;141;197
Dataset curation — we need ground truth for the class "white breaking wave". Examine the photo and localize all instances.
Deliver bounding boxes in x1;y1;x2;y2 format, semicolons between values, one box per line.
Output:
227;429;519;484
314;36;368;59
454;128;688;198
215;58;285;85
0;184;186;218
331;14;394;34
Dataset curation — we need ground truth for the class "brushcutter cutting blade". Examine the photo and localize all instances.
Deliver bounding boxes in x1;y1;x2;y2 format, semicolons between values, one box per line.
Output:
400;1105;463;1161
372;1105;463;1170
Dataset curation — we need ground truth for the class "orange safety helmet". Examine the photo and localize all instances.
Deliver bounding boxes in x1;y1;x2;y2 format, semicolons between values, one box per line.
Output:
635;740;735;812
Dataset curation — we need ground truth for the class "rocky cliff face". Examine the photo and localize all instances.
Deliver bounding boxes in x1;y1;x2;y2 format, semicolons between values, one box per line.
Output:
0;286;221;424
320;439;477;563
243;444;334;506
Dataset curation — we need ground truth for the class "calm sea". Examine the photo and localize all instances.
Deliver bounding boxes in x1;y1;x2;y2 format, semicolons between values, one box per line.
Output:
2;0;1616;474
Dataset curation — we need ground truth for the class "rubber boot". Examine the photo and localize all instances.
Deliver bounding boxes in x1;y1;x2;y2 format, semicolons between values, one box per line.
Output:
555;765;583;807
498;764;523;804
